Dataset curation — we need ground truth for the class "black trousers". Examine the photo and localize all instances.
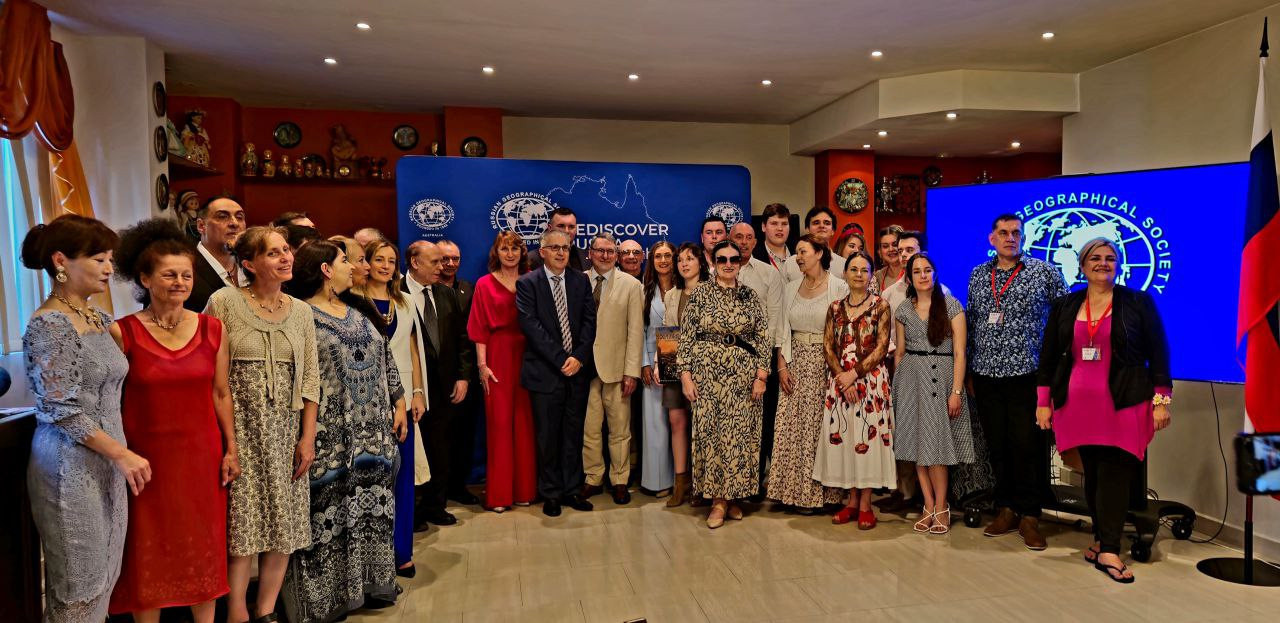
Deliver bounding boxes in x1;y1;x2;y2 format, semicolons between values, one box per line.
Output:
972;373;1050;516
529;376;590;500
759;354;780;488
419;375;475;512
1079;445;1145;554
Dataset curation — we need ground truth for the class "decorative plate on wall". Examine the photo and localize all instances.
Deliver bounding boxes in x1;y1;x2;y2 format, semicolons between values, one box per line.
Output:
460;136;487;157
153;126;168;162
922;166;943;187
273;121;302;148
833;177;869;213
152;82;166;117
392;124;419;151
155;174;169;212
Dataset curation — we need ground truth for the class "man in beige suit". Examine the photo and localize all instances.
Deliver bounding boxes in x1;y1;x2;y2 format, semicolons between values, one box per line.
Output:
581;232;644;504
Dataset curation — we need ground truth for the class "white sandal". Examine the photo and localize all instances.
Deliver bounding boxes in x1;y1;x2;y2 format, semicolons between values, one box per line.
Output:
929;506;951;534
913;508;936;533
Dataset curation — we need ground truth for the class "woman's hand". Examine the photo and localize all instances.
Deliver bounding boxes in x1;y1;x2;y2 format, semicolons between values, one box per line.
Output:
114;450;152;496
947;393;963;419
479;365;499;396
1153;404;1171;432
220;450;241;486
393;408;409;443
411;393;427;422
641;365;656;387
681;373;699;402
778;366;795;395
293;436;316;481
1035;406;1053;430
751;378;766;401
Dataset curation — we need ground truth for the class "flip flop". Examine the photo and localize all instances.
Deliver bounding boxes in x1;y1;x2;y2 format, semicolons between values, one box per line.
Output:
1083;544;1100;564
1094;560;1135;584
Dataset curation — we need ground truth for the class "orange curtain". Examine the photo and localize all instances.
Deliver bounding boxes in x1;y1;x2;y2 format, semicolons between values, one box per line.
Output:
47;141;114;310
0;0;75;152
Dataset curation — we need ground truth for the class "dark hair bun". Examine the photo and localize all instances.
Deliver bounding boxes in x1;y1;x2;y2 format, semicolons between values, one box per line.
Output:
114;218;195;304
20;224;47;270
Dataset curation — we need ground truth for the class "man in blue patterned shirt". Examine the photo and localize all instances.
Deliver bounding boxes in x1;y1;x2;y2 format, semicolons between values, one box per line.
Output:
966;213;1068;551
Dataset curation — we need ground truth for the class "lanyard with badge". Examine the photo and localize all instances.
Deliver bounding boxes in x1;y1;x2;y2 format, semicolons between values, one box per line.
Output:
987;263;1022;324
1081;297;1112;361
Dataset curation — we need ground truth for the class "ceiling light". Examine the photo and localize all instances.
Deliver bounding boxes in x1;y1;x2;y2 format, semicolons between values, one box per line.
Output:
323;57;337;65
761;79;772;86
482;66;495;74
946;112;958;119
356;22;371;30
862;144;871;149
1042;32;1055;40
877;130;888;137
1010;140;1022;148
628;73;640;81
870;50;883;58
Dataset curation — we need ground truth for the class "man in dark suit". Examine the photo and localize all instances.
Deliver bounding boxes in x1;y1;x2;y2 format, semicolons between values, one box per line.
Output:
187;194;247;312
437;239;487;485
528;207;588;272
516;229;597;517
404;241;477;527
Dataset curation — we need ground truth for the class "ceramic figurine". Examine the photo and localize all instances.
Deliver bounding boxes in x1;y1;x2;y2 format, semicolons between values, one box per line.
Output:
165;118;186;157
175;190;201;241
180;109;211;166
279;154;293;177
303;158;315;178
240;143;259;176
294;158;305;178
261;149;276;177
330;124;358;178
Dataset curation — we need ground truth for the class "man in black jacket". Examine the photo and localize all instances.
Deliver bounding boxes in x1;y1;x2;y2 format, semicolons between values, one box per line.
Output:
405;241;477;527
187;195;247;312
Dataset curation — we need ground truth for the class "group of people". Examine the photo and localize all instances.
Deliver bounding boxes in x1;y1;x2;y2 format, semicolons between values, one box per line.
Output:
19;197;1174;623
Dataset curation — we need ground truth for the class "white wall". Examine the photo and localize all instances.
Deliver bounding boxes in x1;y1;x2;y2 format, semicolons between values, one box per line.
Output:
1063;3;1280;558
503;117;813;216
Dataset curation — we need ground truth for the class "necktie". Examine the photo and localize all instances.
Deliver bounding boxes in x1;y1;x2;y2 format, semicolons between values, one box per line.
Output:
551;275;573;352
422;287;440;350
593;275;605;310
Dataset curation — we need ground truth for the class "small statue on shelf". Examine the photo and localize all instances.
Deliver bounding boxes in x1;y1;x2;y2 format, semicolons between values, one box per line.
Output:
303;158;315;178
180;109;211;167
240;143;259;176
175;189;201;242
165;118;186;157
294;157;305;178
261;149;276;177
367;157;386;180
331;124;358;178
279;154;293;177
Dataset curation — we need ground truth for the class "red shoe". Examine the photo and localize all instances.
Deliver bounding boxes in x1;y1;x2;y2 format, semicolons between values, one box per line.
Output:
857;510;877;530
832;507;856;525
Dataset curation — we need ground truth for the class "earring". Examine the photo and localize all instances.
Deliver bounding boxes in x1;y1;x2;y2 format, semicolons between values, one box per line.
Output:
55;267;68;283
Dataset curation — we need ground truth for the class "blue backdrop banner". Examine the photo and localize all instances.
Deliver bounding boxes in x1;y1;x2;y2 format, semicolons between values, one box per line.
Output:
396;156;750;281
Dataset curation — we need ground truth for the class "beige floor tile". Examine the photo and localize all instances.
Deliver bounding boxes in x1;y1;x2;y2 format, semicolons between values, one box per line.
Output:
520;563;635;607
463;599;585;623
566;528;672;567
580;587;708;623
690;579;824;622
718;544;842;584
622;556;741;594
399;573;522;618
792;569;926;613
464;541;572;578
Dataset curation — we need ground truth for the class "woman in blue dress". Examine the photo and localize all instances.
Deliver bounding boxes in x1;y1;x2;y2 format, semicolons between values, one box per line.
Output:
639;241;677;496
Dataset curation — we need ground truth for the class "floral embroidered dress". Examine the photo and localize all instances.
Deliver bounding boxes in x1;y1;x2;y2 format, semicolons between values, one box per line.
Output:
814;296;896;489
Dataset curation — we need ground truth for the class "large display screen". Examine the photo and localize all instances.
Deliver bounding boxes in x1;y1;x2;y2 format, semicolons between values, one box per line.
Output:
926;163;1249;384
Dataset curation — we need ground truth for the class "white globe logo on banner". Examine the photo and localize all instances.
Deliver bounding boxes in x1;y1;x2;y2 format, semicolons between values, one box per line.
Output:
408;198;455;231
490;192;560;244
706;201;743;227
1024;207;1160;290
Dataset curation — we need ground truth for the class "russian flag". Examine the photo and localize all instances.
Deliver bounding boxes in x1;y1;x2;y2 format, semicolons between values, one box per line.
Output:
1240;18;1280;440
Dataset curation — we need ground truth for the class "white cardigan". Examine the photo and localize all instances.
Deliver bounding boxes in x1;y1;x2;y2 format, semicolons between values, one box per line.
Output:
386;293;432;485
777;272;848;364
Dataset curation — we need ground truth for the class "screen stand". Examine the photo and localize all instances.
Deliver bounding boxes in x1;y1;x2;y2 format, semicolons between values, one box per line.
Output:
1197;496;1280;586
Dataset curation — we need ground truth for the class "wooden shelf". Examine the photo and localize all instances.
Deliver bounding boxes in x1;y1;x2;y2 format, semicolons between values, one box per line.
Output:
167;153;222;178
238;174;395;186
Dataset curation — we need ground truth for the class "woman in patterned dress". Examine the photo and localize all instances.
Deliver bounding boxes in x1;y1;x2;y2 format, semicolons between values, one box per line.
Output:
816;252;896;530
205;227;319;623
769;234;847;513
281;240;408;622
892;253;973;535
21;216;143;623
677;241;771;529
661;243;708;507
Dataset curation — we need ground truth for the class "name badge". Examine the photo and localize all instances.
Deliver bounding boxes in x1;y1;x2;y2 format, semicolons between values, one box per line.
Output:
987;312;1003;325
1081;347;1101;361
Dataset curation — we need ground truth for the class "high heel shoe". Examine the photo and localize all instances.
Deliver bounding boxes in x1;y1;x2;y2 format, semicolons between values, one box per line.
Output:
857;510;877;530
929;505;951;534
727;503;744;521
913;508;936;533
832;507;856;525
707;503;727;529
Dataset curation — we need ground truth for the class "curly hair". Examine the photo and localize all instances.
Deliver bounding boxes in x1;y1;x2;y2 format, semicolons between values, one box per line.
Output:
113;218;195;305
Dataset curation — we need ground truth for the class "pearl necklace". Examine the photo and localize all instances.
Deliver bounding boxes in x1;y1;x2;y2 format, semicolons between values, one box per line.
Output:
246;287;285;313
149;308;182;331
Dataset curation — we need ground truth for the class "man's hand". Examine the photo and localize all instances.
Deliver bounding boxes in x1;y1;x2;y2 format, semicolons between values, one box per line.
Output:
561;356;582;377
450;380;469;404
622;376;638;397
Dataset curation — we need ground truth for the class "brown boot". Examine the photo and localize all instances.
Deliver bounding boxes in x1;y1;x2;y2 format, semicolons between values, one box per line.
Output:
1019;516;1048;551
984;507;1018;537
667;473;689;507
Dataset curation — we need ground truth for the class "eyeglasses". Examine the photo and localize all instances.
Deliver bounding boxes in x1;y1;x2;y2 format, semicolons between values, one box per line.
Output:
619;250;644;257
542;244;570;253
590;247;616;256
713;255;740;264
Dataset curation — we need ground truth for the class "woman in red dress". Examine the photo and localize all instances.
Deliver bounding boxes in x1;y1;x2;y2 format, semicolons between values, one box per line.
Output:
108;219;239;623
468;231;536;512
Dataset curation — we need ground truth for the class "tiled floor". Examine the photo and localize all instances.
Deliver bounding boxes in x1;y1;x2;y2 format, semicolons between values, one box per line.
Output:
349;495;1280;623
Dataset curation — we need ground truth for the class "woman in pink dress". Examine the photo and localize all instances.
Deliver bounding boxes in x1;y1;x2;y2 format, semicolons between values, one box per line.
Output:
1037;238;1172;584
468;231;536;512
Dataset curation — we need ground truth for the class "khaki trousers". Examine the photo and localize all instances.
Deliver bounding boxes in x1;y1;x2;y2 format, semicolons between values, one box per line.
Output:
583;377;632;487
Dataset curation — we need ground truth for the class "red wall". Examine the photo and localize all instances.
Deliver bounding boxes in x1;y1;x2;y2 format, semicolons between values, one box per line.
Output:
167;95;241;201
443;107;503;158
814;150;877;243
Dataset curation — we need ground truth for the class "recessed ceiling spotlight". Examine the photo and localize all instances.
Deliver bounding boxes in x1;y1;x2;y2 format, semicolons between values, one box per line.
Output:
877;130;888;137
482;66;495;74
356;22;371;30
946;112;958;120
870;50;883;58
323;57;337;65
761;79;772;86
862;144;872;149
1010;140;1022;148
628;73;640;81
1042;32;1055;40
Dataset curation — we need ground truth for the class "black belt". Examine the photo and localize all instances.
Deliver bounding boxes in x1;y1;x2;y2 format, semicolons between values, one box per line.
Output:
694;331;758;357
905;349;953;357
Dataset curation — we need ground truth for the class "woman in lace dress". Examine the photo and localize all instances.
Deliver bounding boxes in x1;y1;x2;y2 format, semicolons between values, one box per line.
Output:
21;216;149;622
205;227;319;623
281;240;407;622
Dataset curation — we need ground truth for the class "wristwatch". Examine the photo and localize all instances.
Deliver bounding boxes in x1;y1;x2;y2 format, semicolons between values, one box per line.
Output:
952;388;963;396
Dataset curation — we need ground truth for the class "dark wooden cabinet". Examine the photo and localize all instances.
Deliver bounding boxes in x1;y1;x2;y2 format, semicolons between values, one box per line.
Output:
0;411;42;623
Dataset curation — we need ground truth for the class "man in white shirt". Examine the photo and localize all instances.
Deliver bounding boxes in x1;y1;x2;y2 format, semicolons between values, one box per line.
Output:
581;233;644;505
753;203;793;271
187;195;247;312
782;206;845;282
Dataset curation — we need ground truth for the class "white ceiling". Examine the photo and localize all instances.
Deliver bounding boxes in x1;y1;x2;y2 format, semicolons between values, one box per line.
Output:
45;0;1275;154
